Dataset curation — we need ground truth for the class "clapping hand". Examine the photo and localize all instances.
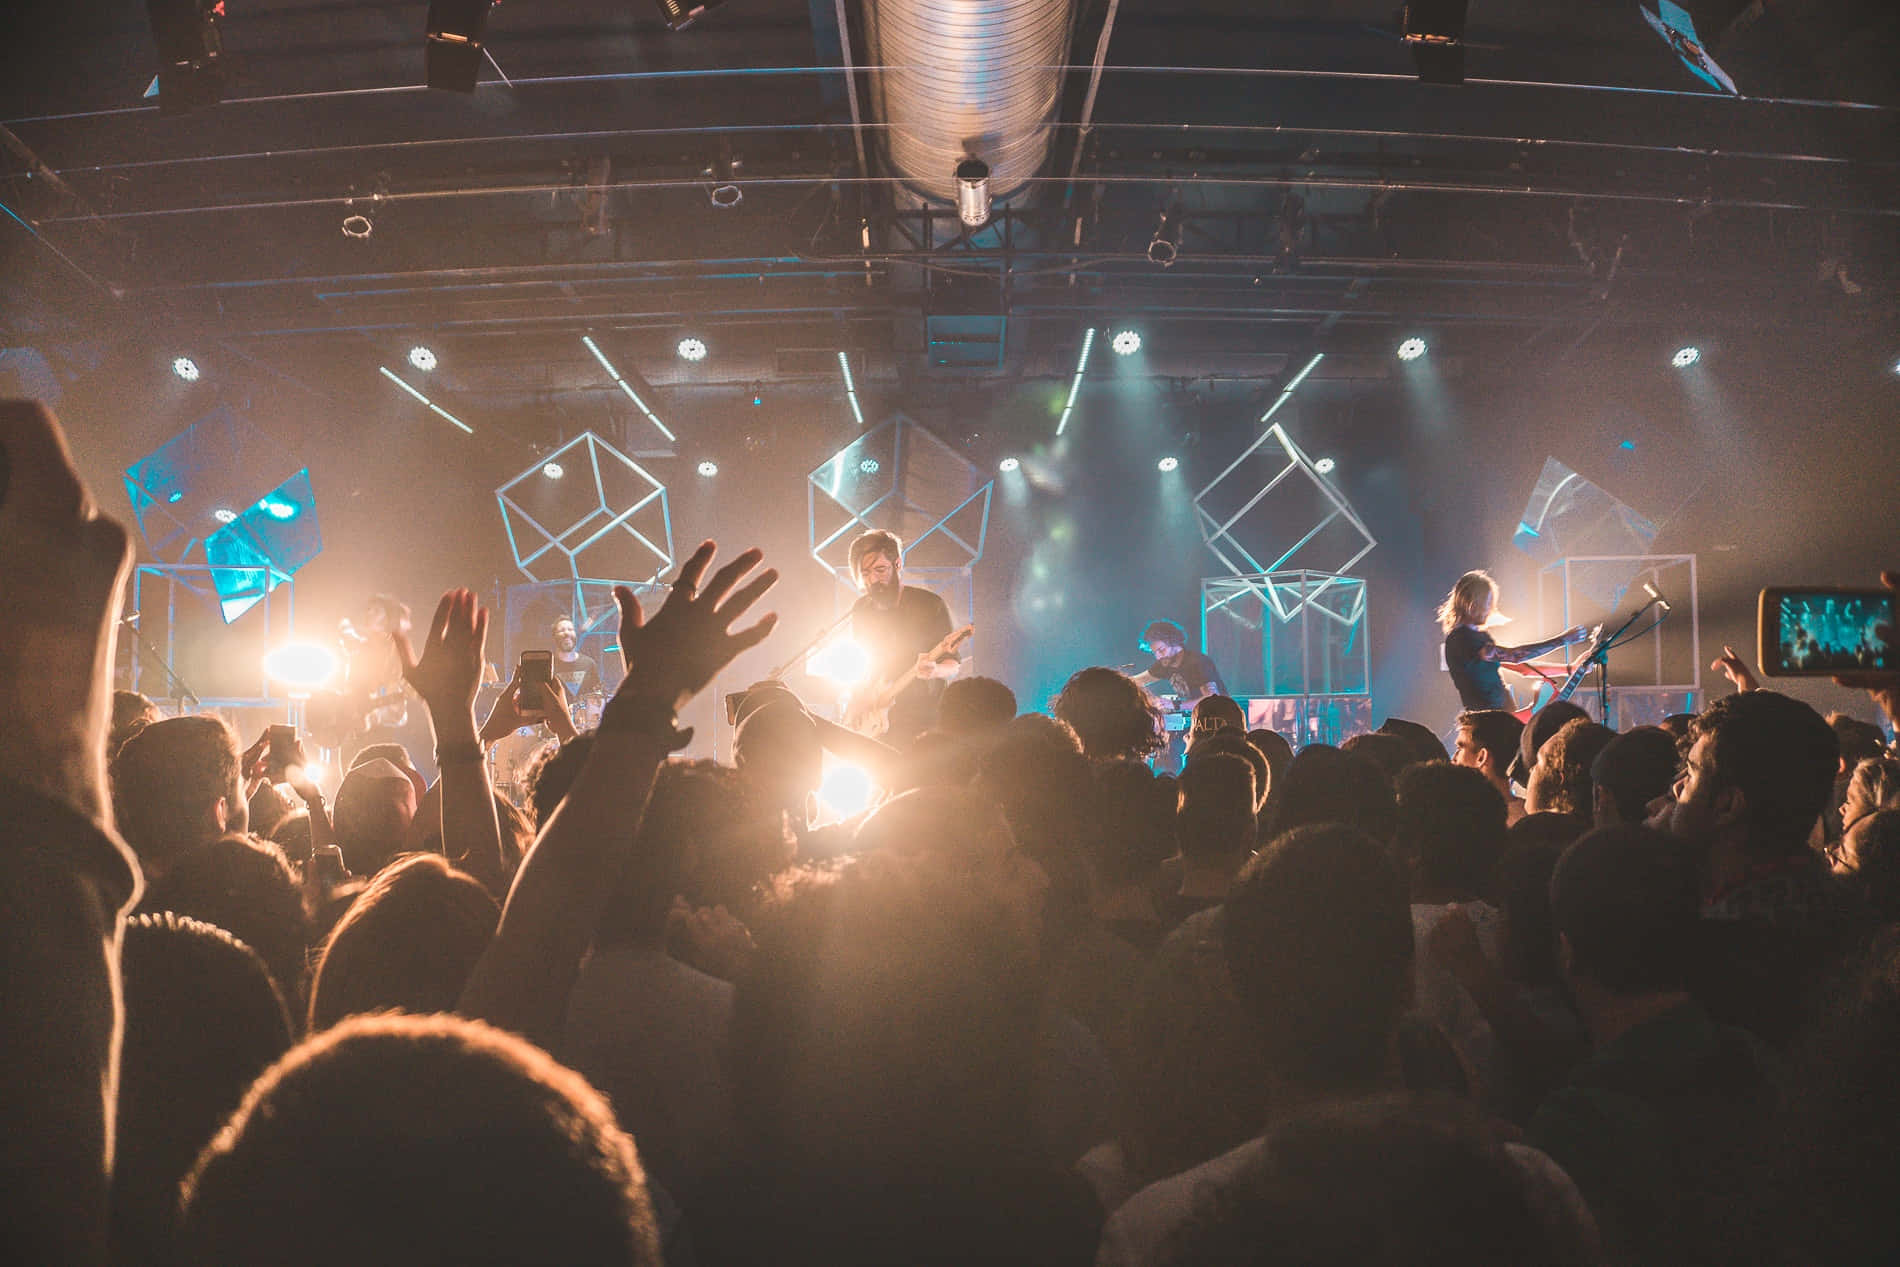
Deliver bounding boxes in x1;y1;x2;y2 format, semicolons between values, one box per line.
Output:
395;589;489;719
612;541;779;716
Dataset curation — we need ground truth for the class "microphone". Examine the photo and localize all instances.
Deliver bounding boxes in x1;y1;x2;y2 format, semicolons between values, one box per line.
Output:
1642;582;1672;612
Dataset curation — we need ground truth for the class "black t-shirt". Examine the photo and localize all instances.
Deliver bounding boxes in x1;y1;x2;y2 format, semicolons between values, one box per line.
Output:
853;586;955;685
1444;626;1509;711
553;653;601;698
1140;649;1224;700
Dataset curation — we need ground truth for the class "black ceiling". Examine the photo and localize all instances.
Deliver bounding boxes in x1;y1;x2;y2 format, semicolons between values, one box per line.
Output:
4;0;1897;383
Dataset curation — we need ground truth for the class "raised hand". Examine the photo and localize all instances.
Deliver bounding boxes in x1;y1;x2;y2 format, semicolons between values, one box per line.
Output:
395;588;490;718
0;400;134;823
612;541;779;714
1834;570;1900;727
1711;645;1760;694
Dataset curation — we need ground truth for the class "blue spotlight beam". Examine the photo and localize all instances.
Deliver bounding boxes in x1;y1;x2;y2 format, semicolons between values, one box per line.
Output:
379;365;473;433
839;351;865;426
1055;327;1097;436
582;335;677;443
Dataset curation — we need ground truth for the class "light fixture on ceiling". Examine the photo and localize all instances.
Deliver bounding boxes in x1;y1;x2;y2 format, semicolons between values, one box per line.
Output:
1402;0;1469;85
1314;457;1337;474
1056;328;1096;437
654;0;727;33
1157;456;1179;472
144;0;226;114
1672;346;1701;368
956;158;992;229
1147;208;1181;267
424;0;494;93
408;345;437;371
542;462;564;480
858;457;881;475
172;355;200;382
1396;337;1427;362
697;459;720;477
677;337;708;362
998;457;1020;473
1111;329;1142;356
212;507;237;524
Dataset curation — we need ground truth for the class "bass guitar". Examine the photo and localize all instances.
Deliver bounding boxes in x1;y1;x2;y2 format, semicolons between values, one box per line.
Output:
842;624;975;738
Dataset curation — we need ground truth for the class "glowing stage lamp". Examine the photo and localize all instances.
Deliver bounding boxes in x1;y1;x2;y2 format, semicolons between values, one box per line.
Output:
407;345;437;371
998;456;1020;473
1314;457;1337;474
172;356;201;381
1396;337;1427;362
697;460;719;477
677;336;708;362
808;637;872;686
1111;329;1141;356
818;760;877;820
1672;346;1700;368
263;641;341;692
1157;456;1179;472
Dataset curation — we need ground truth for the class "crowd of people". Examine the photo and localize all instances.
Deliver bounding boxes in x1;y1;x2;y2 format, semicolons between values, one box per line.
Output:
8;398;1900;1266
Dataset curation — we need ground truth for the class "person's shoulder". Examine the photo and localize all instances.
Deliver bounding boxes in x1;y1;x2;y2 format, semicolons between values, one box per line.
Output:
1097;1135;1266;1267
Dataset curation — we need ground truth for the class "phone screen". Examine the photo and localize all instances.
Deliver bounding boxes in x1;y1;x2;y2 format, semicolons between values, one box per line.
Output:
519;650;552;686
1766;590;1896;675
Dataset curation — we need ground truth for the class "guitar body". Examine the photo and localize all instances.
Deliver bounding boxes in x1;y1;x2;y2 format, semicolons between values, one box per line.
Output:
843;624;974;737
1509;626;1605;723
306;684;408;749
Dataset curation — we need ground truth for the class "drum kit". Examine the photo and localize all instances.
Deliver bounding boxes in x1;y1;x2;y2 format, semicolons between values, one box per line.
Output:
485;684;606;802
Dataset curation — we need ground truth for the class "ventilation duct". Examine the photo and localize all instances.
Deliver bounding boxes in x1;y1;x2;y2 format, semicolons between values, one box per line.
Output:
862;0;1075;213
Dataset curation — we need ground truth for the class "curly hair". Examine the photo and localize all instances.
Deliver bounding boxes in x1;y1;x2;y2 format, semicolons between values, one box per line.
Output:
1053;666;1165;760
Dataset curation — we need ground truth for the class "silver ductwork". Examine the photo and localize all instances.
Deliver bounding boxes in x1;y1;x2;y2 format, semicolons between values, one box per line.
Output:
861;0;1076;210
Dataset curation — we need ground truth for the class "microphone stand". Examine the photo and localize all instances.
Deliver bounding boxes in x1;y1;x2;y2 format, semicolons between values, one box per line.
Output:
120;616;201;709
1590;595;1669;725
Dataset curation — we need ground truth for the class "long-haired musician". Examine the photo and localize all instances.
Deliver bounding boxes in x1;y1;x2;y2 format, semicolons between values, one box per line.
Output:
1438;570;1588;712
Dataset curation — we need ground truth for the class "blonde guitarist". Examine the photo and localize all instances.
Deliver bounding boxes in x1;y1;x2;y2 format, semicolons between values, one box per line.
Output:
842;530;963;744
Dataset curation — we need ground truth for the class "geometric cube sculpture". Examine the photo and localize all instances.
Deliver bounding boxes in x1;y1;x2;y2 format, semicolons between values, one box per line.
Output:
496;431;673;585
203;468;323;623
1513;457;1659;610
1193;361;1375;623
1537;552;1701;727
125;405;301;566
808;413;992;582
1203;571;1370;700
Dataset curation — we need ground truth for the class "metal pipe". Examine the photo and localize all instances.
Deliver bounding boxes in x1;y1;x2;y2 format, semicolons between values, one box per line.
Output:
43;170;1900;223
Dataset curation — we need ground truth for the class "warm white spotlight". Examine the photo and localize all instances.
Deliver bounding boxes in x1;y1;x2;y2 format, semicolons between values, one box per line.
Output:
407;345;437;371
858;457;881;475
808;638;872;685
263;641;341;691
1396;338;1427;362
697;460;719;477
1314;457;1337;474
1157;456;1179;472
1111;329;1142;356
172;356;200;381
542;462;564;480
677;337;708;362
212;507;237;524
998;456;1021;473
256;497;299;521
818;759;877;820
1672;345;1700;368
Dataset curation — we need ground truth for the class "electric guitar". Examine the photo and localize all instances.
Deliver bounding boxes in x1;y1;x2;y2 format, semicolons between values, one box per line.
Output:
306;684;409;749
842;624;975;738
1509;625;1604;723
